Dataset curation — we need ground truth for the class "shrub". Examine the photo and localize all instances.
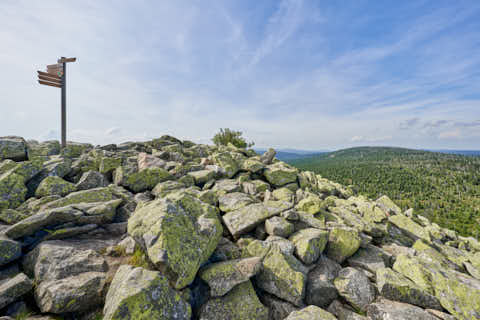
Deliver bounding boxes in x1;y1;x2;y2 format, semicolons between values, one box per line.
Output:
212;128;254;149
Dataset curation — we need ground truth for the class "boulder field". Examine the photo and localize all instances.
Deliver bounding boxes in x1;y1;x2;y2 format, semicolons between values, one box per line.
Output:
0;135;479;320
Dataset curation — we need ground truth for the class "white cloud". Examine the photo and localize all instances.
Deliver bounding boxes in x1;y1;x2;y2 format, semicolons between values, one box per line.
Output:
0;1;479;150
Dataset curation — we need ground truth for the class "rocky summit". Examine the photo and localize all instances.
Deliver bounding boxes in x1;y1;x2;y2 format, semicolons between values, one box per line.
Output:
0;135;479;320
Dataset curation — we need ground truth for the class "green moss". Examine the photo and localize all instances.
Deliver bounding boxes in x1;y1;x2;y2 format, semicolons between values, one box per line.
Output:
326;227;361;263
0;172;27;210
35;176;77;198
128;248;150;269
124;167;174;192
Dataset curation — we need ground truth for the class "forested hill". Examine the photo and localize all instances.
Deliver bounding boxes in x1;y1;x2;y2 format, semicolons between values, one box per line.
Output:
289;146;480;238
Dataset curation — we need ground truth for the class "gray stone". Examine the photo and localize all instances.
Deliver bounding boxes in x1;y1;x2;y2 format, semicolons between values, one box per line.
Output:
0;238;21;267
218;192;255;213
0;273;33;309
306;256;341;308
76;171;109;191
128;194;222;289
289;228;329;265
223;203;277;239
367;298;438;320
199;257;262;297
0;137;28;161
285;305;337;320
198;281;268;320
334;267;375;312
103;265;191;320
376;267;442;310
265;216;295;238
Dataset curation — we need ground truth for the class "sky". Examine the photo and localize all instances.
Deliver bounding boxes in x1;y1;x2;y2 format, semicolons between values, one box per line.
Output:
1;0;479;150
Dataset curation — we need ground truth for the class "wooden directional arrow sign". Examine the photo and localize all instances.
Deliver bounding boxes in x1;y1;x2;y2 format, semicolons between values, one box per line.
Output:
38;75;62;84
37;71;61;80
38;56;76;148
38;80;62;88
58;57;76;63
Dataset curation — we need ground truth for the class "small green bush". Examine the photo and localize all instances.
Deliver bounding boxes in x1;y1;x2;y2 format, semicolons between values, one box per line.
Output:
212;128;254;149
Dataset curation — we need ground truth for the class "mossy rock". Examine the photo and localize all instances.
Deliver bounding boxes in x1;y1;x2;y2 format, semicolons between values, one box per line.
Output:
376;267;442;310
289;228;328;265
115;166;173;193
0;172;27;210
128;194;222;289
285;305;337;320
0;238;22;267
326;227;361;263
199;257;262;297
198;281;268;320
255;245;307;306
35;176;77;198
40;186;118;211
263;163;298;187
211;152;239;178
103;265;191;320
295;195;326;215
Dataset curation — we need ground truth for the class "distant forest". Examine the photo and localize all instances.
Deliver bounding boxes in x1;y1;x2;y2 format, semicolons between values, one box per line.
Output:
289;147;480;239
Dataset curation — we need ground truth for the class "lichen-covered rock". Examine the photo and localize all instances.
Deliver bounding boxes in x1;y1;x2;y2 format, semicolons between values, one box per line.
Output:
61;142;93;159
128;193;222;289
187;169;215;186
0;137;28;161
0;172;27;210
23;240;108;314
218;192;255;213
103;265;191;320
76;170;109;191
35;176;76;198
393;254;480;319
388;214;431;242
211;152;239;178
289;228;328;265
35;271;106;313
151;180;185;197
0;209;28;224
199;281;268;320
5;199;121;239
271;187;294;202
199;257;262;297
327;300;368;320
265;216;295;238
264;163;298;187
254;245;307;306
0;238;21;267
285;305;337;320
115;166;173;192
367;298;438;320
27;140;60;158
0;273;33;309
376;195;401;215
39;186;119;211
295;196;326;215
334;267;375;312
241;158;265;173
222;203;276;239
326;227;361;263
347;244;389;274
376;267;442;310
306;255;341;308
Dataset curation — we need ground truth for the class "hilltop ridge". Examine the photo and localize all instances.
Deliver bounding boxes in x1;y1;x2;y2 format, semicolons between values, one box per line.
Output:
290;146;480;238
0;136;479;319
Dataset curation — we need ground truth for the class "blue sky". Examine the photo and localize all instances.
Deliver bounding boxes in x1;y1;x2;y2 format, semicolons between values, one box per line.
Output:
1;0;479;150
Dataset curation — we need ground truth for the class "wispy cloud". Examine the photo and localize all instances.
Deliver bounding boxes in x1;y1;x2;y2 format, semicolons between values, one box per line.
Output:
0;1;479;150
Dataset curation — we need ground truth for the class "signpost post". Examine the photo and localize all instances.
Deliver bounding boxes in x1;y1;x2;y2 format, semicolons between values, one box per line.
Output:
37;57;76;148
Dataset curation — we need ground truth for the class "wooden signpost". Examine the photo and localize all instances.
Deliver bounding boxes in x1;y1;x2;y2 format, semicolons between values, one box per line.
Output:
37;57;76;148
